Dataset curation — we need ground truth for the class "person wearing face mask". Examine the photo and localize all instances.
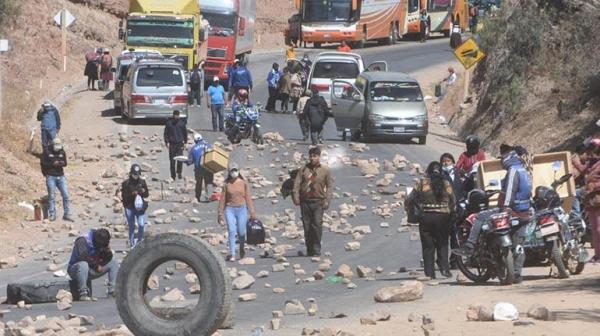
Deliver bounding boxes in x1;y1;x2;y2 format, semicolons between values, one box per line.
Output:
292;147;333;256
218;163;256;261
40;137;73;222
121;164;149;248
405;161;456;279
164;110;188;180
187;133;213;202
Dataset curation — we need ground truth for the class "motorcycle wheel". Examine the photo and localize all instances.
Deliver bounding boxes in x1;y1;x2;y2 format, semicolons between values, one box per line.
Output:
550;240;570;278
564;248;585;275
498;247;515;285
252;126;264;145
456;254;492;283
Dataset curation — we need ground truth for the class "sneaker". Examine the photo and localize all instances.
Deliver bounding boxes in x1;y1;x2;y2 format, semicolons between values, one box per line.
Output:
441;270;453;278
63;215;75;222
107;291;117;299
202;195;210;203
49;215;56;222
452;244;475;257
79;295;98;302
177;174;183;180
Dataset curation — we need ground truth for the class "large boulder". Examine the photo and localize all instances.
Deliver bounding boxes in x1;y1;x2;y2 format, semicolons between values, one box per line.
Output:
373;281;423;303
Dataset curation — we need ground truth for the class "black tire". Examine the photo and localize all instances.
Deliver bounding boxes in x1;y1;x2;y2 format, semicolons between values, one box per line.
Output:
350;130;361;142
341;130;347;142
122;105;130;121
550;240;569;278
252;126;263;145
456;254;492;283
418;136;427;145
386;24;397;45
116;233;232;336
355;36;366;49
314;42;322;49
564;245;585;275
498;247;515;285
443;30;450;37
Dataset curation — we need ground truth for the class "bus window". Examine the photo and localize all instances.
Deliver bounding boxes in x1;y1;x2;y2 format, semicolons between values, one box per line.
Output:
429;0;452;11
409;0;419;13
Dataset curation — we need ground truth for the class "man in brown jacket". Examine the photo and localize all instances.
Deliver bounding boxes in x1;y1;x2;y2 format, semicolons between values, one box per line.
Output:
293;146;333;256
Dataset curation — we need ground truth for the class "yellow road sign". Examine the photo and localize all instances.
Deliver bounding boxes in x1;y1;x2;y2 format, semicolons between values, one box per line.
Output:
454;38;486;70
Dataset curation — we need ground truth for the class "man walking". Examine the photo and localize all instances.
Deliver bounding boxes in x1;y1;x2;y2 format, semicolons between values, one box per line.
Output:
187;133;214;202
67;228;118;300
164;110;188;180
303;88;328;145
266;63;282;113
41;138;73;222
207;76;226;131
292;147;333;256
37;101;61;151
189;61;204;106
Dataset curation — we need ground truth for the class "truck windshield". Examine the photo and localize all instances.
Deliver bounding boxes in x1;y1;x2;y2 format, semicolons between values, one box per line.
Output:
370;82;423;102
203;12;237;36
127;19;194;48
136;67;184;87
303;0;354;23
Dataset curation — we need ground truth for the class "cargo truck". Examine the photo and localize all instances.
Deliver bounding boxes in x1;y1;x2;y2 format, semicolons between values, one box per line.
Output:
200;0;256;90
120;0;210;70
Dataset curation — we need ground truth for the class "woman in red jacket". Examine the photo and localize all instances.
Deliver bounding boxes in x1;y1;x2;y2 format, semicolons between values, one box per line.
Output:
455;135;486;175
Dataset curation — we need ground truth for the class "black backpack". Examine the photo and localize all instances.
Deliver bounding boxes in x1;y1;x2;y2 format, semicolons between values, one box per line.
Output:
246;218;266;245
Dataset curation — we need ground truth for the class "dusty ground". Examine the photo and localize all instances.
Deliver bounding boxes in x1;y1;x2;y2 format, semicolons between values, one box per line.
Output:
255;0;296;51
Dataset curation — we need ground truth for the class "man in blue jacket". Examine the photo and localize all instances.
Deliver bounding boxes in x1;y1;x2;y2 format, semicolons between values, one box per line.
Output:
266;62;282;112
67;228;118;301
187;133;213;202
230;59;253;103
36;101;61;150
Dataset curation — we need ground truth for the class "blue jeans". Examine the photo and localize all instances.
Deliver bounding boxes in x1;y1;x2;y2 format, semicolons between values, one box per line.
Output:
41;128;57;149
211;104;224;131
190;89;202;105
225;205;248;258
125;207;146;247
572;188;584;218
46;175;70;219
68;259;118;297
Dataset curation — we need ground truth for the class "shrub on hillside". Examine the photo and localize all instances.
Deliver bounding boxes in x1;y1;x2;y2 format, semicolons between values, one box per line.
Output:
0;0;18;30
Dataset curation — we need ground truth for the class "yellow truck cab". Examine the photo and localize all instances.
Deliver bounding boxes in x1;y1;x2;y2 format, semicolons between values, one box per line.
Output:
121;0;209;70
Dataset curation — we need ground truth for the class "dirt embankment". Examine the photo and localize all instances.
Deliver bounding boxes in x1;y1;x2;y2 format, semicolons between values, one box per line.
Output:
450;0;600;155
254;0;296;50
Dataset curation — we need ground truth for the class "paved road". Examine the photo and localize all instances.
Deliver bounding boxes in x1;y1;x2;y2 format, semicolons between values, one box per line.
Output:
0;38;464;334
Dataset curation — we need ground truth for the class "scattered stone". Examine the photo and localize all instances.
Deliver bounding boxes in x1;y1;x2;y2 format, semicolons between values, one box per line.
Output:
373;281;424;303
527;304;552;321
372;310;391;321
189;284;202;294
46;264;59;272
421;314;435;336
56;289;72;303
344;241;361;251
356;265;372;278
185;273;198;284
270;318;281;330
466;305;494;322
272;264;286;272
308;303;318;316
147;275;159;290
336;264;354;279
238;293;257;302
161;288;185;302
256;270;270;278
272;310;284;318
360;317;377;325
284;299;306;315
238;257;256;265
273;288;286;294
375;266;384;273
347;282;358;289
0;256;17;269
232;274;255;290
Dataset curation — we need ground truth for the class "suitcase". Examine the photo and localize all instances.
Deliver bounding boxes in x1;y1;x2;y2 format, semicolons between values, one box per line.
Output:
7;280;71;304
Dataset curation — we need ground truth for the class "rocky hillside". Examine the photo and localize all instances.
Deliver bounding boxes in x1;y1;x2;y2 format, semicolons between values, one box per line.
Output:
453;0;600;155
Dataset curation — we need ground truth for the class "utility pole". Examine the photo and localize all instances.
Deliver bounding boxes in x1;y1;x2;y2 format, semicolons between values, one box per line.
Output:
0;39;8;121
61;9;67;72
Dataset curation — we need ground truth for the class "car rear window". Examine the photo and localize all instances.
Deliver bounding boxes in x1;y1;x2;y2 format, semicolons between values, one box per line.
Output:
370;81;423;102
312;61;359;79
136;67;184;87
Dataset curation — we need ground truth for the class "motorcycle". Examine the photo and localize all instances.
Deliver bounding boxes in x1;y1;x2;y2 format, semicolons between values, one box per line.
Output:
529;168;587;277
224;103;264;145
454;181;528;285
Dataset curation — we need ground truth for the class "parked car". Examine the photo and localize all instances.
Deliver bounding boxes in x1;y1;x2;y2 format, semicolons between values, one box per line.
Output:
121;59;189;120
306;52;387;108
330;71;428;144
113;50;163;114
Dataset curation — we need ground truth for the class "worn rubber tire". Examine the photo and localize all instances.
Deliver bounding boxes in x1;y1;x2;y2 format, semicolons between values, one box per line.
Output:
498;247;515;285
456;252;492;284
116;233;231;336
385;24;397;45
418;136;427;145
550;240;569;279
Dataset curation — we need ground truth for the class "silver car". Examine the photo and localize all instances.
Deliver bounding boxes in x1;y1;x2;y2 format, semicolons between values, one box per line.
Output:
121;59;189;120
307;52;387;108
113;50;163;114
330;72;429;144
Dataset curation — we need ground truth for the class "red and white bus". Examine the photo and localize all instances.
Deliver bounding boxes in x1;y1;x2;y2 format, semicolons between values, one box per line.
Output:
294;0;408;48
406;0;469;36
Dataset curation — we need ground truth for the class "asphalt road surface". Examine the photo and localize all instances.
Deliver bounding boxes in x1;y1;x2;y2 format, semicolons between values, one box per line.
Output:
0;38;464;335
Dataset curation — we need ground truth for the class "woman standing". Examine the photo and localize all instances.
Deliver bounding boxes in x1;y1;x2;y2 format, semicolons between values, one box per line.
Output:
84;50;99;90
419;9;429;43
218;163;256;261
406;161;455;279
584;142;600;263
121;164;149;248
99;48;113;91
278;68;292;113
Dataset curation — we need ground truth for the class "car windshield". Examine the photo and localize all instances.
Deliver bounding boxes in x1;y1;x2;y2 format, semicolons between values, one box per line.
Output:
127;19;194;48
203;12;237;36
136;67;184;87
313;61;359;79
370;81;423;102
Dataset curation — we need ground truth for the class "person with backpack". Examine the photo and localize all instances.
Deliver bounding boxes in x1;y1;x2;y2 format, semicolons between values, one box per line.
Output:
187;133;213;202
218;162;256;262
292;147;333;257
68;228;117;301
37;101;61;151
99;49;113;91
189;61;204;106
303;88;328;145
121;164;149;248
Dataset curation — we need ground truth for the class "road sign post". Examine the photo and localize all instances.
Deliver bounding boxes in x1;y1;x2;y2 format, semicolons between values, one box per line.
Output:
54;9;76;72
0;39;8;121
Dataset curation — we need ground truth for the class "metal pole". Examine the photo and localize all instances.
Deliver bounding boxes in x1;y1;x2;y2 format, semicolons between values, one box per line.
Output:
61;9;67;72
0;59;3;121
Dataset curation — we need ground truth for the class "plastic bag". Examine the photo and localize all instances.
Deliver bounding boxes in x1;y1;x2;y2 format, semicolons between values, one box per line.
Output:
134;195;144;211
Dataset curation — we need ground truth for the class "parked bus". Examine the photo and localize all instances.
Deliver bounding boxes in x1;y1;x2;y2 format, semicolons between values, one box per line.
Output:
406;0;469;36
291;0;408;49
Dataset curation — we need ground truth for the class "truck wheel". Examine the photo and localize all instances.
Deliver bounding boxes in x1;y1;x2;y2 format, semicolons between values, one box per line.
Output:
116;233;231;336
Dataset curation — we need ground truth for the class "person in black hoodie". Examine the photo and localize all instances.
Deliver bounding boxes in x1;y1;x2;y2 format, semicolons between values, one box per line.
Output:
41;137;73;222
121;164;149;248
303;88;328;145
163;110;188;180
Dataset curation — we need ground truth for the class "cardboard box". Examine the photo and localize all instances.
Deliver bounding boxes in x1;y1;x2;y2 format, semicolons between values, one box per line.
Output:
202;146;229;173
477;151;576;210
